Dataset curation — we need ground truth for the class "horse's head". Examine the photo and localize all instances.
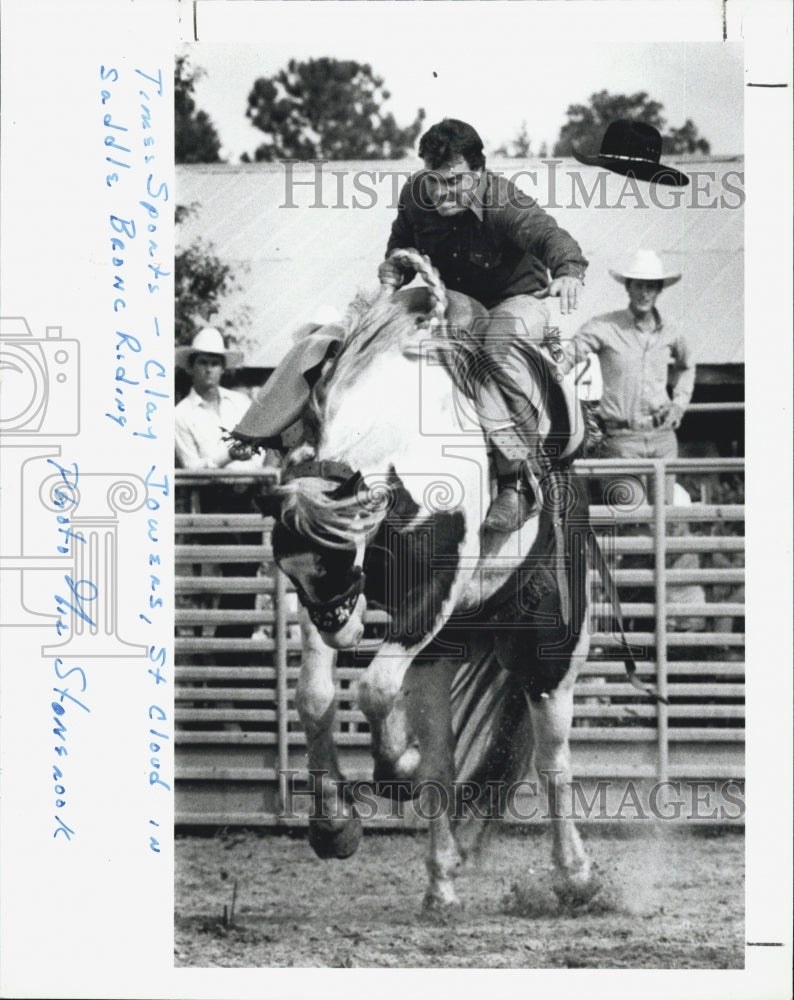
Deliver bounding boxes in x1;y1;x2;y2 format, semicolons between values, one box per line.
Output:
272;517;368;648
268;461;389;649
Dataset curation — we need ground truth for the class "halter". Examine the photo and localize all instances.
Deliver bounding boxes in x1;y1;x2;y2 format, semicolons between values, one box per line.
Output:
296;565;366;634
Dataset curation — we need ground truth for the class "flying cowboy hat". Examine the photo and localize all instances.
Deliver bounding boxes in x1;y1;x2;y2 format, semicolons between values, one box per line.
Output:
573;120;690;187
175;327;244;369
609;249;682;288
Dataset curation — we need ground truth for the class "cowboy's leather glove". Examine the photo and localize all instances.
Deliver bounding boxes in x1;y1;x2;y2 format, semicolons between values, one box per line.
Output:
378;252;416;289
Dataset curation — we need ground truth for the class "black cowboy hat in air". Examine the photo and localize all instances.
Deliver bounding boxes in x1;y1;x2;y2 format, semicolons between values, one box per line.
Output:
573;120;690;187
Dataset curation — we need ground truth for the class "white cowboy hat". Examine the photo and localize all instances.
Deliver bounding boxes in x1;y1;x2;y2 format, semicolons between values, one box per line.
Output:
609;250;681;288
175;327;244;369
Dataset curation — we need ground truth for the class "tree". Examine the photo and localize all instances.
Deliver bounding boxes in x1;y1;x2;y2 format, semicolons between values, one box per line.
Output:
552;90;709;158
494;120;532;159
245;58;425;161
662;118;711;156
512;121;532;159
175;203;250;348
175;54;223;164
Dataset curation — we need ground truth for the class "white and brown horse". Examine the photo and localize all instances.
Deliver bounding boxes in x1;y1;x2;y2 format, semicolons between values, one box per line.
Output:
257;254;599;909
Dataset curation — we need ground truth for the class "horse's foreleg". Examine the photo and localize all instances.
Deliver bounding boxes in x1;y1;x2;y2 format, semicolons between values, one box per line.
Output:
527;630;597;902
295;608;362;859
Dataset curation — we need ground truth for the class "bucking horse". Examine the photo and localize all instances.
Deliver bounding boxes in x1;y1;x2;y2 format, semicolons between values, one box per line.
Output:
234;250;632;910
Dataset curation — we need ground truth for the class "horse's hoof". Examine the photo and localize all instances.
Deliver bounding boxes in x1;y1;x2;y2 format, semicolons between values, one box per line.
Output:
421;886;463;918
459;847;483;873
308;815;363;860
552;867;602;908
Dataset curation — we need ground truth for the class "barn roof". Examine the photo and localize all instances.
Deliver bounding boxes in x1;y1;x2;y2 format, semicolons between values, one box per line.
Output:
176;157;744;368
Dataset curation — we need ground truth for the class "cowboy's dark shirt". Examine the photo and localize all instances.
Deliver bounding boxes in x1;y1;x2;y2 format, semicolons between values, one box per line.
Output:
385;169;588;309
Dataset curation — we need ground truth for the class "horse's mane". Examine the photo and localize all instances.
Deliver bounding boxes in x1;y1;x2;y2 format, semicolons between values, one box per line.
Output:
311;288;421;425
279;470;387;551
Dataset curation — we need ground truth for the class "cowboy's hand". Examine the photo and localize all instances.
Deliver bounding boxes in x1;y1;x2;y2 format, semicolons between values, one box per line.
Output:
228;440;254;462
378;253;414;289
548;275;583;314
663;403;684;430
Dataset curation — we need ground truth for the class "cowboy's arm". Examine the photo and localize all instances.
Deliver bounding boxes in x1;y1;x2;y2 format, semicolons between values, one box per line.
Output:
665;335;696;428
175;412;236;470
503;189;588;312
556;319;605;375
381;180;419;287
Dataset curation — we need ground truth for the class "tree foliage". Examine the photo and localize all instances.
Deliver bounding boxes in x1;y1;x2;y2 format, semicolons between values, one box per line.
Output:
661;118;711;156
494;120;532;159
245;58;425;161
553;90;710;157
175;55;223;164
175;204;249;347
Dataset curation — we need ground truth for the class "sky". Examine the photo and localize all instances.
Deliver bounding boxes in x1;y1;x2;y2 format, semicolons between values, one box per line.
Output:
183;3;745;163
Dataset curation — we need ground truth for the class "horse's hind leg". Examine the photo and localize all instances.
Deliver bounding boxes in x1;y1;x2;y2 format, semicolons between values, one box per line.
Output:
527;635;599;903
295;609;362;859
404;659;464;909
359;653;464;907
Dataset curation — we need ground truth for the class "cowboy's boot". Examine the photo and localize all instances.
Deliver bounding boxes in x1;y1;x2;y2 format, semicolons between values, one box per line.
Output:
483;465;534;533
474;382;537;534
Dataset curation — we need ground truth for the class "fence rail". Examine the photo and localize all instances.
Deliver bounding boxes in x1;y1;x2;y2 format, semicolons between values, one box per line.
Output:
174;458;744;826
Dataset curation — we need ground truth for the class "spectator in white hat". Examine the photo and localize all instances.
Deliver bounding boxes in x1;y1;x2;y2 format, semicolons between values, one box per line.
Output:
560;250;699;628
175;327;264;472
559;249;695;483
175;327;267;655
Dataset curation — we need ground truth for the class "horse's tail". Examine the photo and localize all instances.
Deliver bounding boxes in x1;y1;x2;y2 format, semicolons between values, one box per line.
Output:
451;646;534;808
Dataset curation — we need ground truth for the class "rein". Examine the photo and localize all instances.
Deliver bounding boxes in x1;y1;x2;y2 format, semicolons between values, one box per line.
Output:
587;531;669;705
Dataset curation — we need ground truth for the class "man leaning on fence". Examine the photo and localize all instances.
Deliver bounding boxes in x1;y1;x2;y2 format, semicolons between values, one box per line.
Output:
558;249;695;502
558;250;703;632
175;328;267;655
175;327;264;478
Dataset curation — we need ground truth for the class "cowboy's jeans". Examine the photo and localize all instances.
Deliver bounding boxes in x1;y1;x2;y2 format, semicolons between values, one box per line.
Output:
471;294;558;473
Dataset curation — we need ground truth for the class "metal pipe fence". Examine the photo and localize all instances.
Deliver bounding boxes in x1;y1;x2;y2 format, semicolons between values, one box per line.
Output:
174;458;745;826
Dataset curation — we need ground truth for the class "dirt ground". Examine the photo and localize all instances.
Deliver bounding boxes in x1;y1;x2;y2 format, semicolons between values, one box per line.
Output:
174;825;743;969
